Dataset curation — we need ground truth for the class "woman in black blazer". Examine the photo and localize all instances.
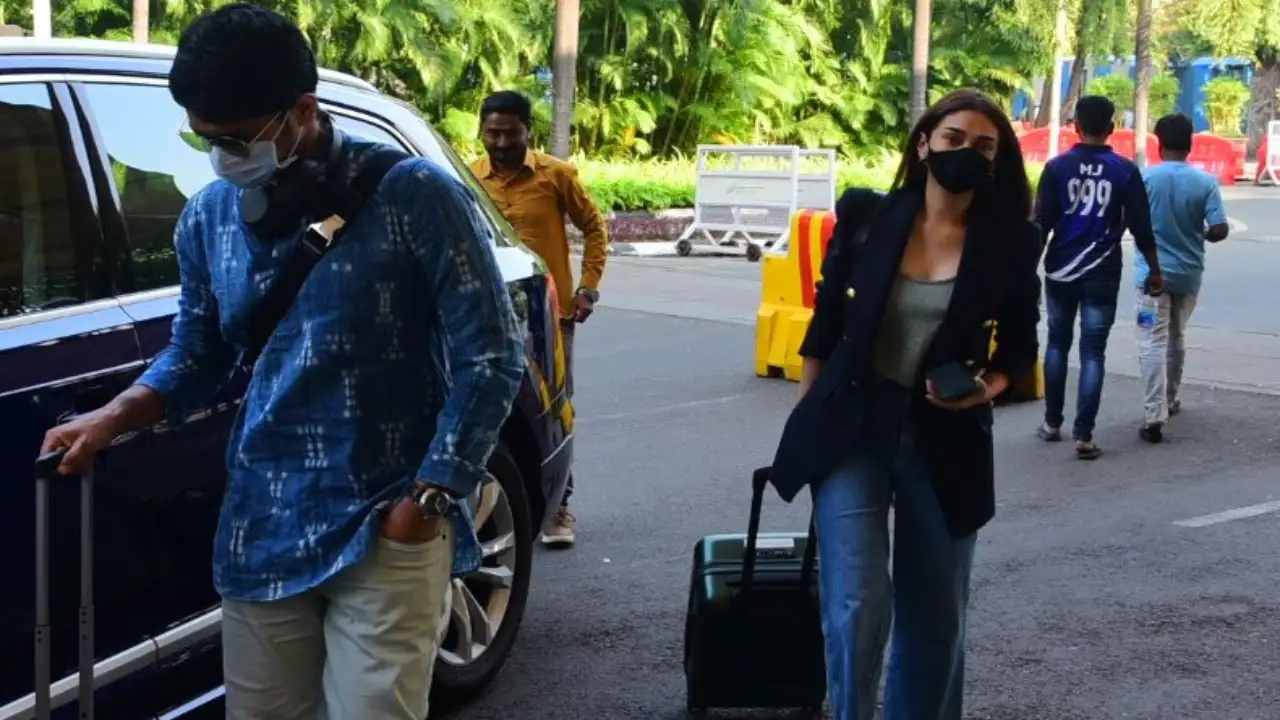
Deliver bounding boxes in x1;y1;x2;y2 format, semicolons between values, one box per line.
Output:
769;89;1041;720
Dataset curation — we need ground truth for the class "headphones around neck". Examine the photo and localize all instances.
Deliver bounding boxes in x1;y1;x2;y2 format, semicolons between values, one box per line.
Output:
239;157;333;240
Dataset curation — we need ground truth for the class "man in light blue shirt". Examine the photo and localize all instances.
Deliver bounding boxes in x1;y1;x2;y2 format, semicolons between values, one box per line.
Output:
1135;113;1230;443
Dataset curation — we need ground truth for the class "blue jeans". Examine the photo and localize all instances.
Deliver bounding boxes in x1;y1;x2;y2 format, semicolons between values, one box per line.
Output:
811;378;976;720
1043;275;1119;442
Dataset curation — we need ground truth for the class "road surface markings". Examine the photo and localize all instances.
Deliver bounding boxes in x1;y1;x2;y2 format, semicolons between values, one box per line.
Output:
1173;499;1280;527
585;392;752;423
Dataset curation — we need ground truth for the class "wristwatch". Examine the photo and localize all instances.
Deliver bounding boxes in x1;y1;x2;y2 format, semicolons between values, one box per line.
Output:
576;287;600;303
409;482;455;520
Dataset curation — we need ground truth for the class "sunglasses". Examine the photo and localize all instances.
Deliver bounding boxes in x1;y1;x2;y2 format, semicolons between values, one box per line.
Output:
177;112;285;158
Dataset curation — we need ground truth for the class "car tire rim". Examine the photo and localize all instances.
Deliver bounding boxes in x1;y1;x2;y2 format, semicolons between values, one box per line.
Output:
437;471;517;667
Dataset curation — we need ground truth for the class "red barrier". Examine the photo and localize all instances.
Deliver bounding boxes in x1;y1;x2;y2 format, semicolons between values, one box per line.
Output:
1017;127;1080;164
1105;129;1160;163
1228;138;1247;180
1018;127;1241;186
1179;133;1238;186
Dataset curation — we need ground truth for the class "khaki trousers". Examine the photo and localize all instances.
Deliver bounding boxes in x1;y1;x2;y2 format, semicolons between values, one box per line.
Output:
221;531;455;720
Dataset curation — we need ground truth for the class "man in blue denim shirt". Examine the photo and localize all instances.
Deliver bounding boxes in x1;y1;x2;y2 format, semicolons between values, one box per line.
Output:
40;5;523;718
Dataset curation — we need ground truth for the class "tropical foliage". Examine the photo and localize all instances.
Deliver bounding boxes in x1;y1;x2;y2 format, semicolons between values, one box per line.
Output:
1202;76;1252;135
0;0;1271;158
1084;72;1180;126
1;0;1057;159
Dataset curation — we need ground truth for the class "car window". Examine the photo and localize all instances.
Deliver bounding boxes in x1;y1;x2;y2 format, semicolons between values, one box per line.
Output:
0;82;100;317
330;114;406;149
79;81;515;295
81;82;213;294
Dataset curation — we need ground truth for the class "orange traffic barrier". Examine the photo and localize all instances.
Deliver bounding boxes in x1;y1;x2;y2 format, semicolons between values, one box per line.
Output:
755;209;1043;402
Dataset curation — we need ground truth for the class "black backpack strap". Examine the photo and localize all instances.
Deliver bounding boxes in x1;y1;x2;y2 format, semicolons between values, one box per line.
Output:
241;148;412;370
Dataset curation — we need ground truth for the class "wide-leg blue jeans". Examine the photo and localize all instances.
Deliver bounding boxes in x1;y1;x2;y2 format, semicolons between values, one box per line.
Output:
810;377;976;720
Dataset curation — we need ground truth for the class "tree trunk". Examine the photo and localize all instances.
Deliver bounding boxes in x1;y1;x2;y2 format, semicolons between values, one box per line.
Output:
1061;13;1091;124
909;0;933;125
550;0;581;159
1037;6;1086;129
1035;77;1053;128
1245;57;1278;159
132;0;149;42
1132;0;1152;165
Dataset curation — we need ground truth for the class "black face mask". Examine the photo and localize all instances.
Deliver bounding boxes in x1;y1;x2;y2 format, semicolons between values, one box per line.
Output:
925;147;992;194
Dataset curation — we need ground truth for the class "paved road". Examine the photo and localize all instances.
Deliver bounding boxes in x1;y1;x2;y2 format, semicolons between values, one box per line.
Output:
1222;186;1279;243
439;255;1280;718
602;187;1280;394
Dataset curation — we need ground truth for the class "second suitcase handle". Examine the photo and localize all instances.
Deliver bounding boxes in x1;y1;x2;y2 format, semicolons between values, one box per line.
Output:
34;449;96;720
741;467;817;600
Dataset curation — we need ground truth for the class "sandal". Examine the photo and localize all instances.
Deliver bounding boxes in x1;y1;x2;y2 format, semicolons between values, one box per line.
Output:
1037;423;1062;442
1075;441;1102;460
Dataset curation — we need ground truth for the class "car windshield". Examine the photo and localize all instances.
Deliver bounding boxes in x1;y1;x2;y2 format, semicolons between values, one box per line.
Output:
384;98;523;249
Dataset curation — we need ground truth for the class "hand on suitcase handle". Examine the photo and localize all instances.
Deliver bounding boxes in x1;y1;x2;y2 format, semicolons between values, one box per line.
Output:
35;449;71;480
41;410;115;477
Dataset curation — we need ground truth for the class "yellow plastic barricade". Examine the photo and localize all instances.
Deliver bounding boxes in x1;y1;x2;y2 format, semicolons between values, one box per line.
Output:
754;209;834;381
987;325;1046;403
755;208;1045;401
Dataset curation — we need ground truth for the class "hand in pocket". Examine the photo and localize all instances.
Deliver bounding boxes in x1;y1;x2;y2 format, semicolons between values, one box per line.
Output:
380;497;444;544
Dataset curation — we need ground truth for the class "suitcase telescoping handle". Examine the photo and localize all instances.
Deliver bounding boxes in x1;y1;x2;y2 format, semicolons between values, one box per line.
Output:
741;467;817;600
33;449;95;720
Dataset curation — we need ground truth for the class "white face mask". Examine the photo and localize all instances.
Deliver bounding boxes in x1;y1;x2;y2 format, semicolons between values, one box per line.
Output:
209;112;302;189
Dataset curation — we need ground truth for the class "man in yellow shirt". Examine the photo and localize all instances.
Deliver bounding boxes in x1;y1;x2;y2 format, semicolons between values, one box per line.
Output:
471;90;608;548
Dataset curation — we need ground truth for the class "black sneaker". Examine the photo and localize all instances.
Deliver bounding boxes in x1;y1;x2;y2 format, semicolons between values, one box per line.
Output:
1140;423;1164;444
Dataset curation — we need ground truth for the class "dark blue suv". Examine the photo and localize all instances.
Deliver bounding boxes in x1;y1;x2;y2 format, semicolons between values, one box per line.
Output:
0;37;573;719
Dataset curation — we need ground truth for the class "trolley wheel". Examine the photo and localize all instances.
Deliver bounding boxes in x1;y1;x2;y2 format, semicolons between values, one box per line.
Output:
676;239;694;257
745;243;763;262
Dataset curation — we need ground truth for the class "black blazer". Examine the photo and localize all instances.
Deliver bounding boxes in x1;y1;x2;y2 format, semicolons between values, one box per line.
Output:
769;186;1042;538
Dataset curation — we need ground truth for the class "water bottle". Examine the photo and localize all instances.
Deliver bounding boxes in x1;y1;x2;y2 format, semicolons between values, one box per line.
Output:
1136;292;1160;329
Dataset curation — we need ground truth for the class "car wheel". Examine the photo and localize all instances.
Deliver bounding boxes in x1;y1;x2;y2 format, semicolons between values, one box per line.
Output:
432;445;533;704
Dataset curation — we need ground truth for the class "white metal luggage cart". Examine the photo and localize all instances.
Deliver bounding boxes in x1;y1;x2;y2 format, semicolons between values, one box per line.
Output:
675;145;837;262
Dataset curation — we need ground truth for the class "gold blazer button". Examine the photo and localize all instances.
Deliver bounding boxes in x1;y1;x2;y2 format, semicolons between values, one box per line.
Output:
845;287;856;298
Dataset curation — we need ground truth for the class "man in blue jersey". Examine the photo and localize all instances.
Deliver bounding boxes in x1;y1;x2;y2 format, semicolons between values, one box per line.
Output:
1035;95;1164;459
1134;113;1230;443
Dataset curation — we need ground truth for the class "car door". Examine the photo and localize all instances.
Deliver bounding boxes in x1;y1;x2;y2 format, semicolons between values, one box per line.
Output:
0;79;160;716
61;77;230;711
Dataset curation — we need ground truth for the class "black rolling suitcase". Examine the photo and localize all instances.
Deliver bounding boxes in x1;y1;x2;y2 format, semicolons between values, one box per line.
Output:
33;449;96;719
683;467;826;716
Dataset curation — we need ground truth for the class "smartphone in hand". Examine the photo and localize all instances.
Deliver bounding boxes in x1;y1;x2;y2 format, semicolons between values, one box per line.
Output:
926;362;981;402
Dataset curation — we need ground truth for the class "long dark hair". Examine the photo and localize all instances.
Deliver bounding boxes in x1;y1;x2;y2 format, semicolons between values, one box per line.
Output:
891;88;1033;222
